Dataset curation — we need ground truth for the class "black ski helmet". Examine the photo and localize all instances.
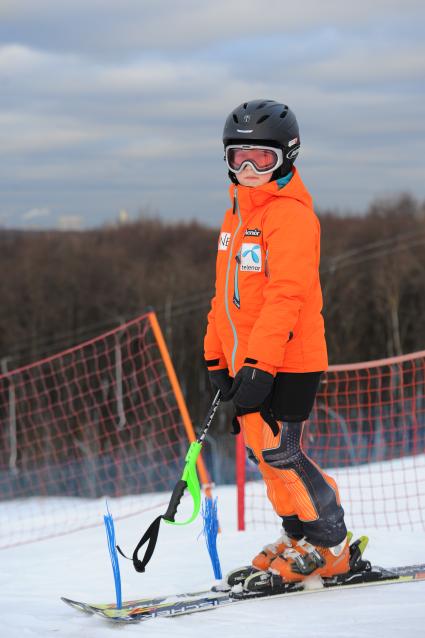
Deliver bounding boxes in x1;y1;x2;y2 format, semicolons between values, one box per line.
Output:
223;99;300;183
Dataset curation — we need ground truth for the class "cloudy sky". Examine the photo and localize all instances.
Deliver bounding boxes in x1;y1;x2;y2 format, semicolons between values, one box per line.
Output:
0;0;424;229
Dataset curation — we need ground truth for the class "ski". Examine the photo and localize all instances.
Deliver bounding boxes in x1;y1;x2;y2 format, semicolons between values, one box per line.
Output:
62;562;425;623
61;588;215;616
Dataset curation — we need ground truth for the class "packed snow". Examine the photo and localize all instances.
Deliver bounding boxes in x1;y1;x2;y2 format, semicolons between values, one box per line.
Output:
1;475;425;638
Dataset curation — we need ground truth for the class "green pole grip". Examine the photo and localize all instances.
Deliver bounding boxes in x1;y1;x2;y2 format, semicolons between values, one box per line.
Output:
163;441;203;526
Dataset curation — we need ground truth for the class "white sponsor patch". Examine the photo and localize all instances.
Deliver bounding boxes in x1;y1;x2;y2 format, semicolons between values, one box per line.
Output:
240;243;262;272
244;227;261;237
218;232;231;251
288;137;299;147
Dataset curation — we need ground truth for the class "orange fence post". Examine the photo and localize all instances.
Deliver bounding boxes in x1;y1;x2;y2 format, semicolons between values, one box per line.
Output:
148;311;213;497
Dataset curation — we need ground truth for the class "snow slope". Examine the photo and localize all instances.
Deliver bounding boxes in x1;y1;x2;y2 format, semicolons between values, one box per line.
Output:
1;483;425;638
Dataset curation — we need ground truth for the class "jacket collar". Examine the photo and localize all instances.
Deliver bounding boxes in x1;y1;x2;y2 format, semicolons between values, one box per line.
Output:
229;167;313;215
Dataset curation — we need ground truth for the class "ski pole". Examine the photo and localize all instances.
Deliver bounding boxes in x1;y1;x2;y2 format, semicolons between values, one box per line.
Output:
163;389;221;526
117;390;221;573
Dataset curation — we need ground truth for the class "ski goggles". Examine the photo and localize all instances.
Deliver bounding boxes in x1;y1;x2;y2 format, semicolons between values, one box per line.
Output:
225;145;283;175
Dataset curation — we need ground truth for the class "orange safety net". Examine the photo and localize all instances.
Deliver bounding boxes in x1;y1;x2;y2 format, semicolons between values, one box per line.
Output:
0;312;199;548
239;351;425;531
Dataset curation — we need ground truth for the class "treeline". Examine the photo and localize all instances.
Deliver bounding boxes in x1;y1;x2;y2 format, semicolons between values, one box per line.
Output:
1;193;425;425
319;194;425;363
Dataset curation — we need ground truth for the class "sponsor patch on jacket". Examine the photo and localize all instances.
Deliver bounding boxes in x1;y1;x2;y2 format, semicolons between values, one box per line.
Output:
240;243;262;272
244;227;261;237
218;232;231;251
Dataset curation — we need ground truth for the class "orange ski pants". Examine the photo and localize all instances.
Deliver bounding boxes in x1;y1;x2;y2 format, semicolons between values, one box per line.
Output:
239;412;341;522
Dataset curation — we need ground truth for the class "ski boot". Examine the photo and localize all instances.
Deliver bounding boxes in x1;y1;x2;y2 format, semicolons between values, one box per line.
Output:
241;535;370;593
268;536;350;582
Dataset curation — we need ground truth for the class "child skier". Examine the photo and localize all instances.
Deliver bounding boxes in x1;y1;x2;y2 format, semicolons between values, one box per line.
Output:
204;99;349;582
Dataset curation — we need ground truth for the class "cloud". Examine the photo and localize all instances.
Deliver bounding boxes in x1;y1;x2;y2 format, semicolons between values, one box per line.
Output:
306;44;425;86
0;1;423;58
0;43;49;72
0;115;104;155
22;207;51;220
0;2;423;228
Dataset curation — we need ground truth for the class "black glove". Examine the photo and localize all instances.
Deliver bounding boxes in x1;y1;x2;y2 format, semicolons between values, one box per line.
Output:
224;366;274;410
208;368;233;398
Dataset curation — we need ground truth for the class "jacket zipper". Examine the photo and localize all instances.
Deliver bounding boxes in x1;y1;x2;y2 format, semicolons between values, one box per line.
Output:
224;188;242;376
233;250;241;309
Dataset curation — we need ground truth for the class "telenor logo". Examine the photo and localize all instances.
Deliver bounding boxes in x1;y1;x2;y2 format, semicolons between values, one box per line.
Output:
240;243;262;272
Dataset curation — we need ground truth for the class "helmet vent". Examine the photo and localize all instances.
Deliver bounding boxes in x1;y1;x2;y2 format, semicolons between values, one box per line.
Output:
256;114;270;124
280;107;289;119
233;114;238;123
243;102;248;109
256;102;268;109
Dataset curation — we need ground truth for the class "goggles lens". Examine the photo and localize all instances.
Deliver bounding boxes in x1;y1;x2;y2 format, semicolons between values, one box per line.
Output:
226;145;282;174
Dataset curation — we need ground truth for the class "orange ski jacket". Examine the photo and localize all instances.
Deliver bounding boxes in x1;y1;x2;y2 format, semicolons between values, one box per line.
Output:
204;167;328;377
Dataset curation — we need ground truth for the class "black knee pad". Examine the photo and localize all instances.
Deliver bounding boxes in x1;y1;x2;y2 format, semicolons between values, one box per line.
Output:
262;422;303;469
